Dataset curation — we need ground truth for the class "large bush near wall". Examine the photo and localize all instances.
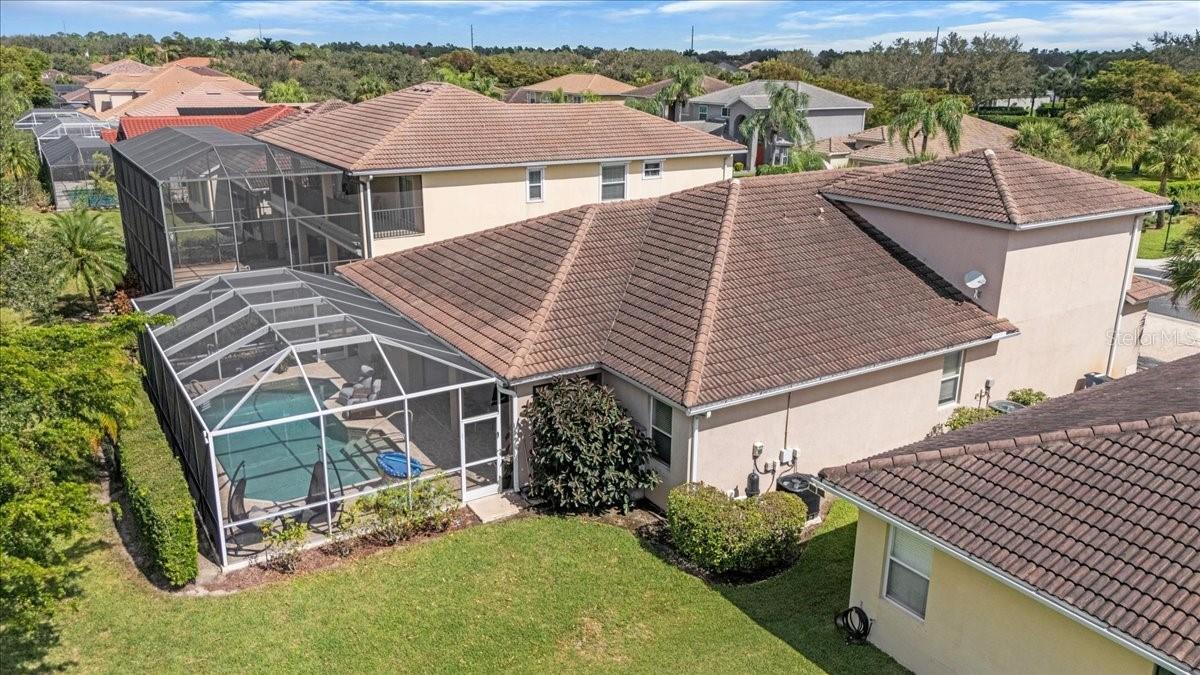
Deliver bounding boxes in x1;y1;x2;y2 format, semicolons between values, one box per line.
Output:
667;483;807;576
115;386;198;586
521;377;659;514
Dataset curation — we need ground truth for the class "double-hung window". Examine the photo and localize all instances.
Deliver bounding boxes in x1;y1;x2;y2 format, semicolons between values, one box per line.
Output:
600;163;626;201
938;351;963;405
885;527;933;618
698;104;709;121
526;167;544;202
650;397;672;466
642;160;662;179
720;106;730;118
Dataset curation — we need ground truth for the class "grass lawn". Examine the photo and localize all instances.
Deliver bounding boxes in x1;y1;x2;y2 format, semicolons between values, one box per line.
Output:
1138;214;1197;259
23;501;902;674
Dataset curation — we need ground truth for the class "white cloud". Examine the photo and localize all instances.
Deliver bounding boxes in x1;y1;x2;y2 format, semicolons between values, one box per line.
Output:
696;32;811;49
225;27;316;41
659;0;780;14
18;0;206;23
390;0;579;13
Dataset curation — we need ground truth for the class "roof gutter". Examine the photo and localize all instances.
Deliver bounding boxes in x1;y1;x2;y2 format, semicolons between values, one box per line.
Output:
686;330;1019;416
344;148;745;177
821;194;1172;231
816;481;1193;675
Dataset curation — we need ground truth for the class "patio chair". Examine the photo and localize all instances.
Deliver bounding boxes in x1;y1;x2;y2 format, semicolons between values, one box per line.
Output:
302;457;341;526
336;366;376;406
226;462;265;548
343;378;384;420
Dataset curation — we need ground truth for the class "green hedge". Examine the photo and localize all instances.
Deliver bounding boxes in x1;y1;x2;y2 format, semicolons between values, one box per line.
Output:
114;387;198;586
667;483;807;575
979;113;1055;129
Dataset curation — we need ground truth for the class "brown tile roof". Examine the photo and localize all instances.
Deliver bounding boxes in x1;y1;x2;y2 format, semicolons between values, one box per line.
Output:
820;354;1200;673
339;169;1015;409
520;73;635;96
86;65;262;119
822;148;1172;227
245;99;349;133
124;85;269;117
625;76;731;98
255;82;743;173
842;116;1017;164
165;56;213;68
91;58;154;75
810;135;853;156
1126;274;1172;304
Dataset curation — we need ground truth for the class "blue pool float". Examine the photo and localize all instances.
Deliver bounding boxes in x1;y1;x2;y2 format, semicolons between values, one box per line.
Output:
377;451;424;478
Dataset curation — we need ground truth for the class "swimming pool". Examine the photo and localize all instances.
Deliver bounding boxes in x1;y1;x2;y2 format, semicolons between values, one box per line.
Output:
204;378;388;504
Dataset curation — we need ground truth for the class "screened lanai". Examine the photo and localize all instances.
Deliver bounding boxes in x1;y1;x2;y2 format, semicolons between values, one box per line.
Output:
135;269;512;567
113;126;364;294
41;135;116;210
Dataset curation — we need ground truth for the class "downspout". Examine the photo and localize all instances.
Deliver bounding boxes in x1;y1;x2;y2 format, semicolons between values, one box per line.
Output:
1106;214;1142;376
689;415;701;483
360;176;375;258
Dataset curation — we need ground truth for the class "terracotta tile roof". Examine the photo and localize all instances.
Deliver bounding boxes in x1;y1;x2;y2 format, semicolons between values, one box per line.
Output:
810;135;853;156
245;99;349;134
165;57;213;68
61;87;91;103
87;65;262;119
625;76;731;98
339;168;1015;409
255;82;744;173
91;58;154;75
117;105;296;139
1126;274;1173;304
821;354;1200;673
822;148;1172;227
840;116;1017;164
520;73;635;95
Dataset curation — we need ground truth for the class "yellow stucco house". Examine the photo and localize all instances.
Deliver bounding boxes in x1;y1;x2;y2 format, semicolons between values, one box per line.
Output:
819;353;1200;675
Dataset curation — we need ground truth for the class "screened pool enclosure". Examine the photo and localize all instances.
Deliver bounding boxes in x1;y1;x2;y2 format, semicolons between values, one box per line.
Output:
135;269;513;567
113;126;364;294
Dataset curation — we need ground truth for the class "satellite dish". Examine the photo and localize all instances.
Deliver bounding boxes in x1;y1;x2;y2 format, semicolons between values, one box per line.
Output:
964;270;987;290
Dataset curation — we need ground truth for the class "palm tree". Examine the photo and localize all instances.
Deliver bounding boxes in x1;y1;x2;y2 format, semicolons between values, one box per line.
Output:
1014;118;1070;158
888;91;969;157
434;67;502;99
126;45;159;65
738;82;814;166
625;97;663;115
1065;51;1095;80
264;79;310;103
739;113;765;168
1165;223;1200;313
47;210;125;309
1141;124;1200;228
160;42;182;63
655;63;705;121
0;132;39;182
1066;102;1149;175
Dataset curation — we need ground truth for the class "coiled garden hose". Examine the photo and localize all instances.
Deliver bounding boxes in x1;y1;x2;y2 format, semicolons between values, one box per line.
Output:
834;606;871;644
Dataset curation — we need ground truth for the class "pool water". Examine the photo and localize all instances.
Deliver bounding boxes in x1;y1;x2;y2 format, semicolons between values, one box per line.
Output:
203;378;389;504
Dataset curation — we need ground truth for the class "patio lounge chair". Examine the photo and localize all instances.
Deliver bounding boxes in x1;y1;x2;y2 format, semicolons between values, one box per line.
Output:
302;457;341;526
343;378;384;420
226;462;265;547
336;365;376;406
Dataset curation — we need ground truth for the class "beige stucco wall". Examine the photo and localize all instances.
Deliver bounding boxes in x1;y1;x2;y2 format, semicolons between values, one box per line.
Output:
848;512;1154;675
370;155;730;256
1112;302;1148;377
695;342;1001;498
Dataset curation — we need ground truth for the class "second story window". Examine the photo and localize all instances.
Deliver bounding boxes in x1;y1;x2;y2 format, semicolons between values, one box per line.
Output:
720;106;730;118
526;167;544;202
939;351;963;405
698;104;709;121
642;160;662;179
600;163;626;201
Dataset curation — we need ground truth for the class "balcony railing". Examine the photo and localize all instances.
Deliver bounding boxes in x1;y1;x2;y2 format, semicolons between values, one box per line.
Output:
372;206;424;238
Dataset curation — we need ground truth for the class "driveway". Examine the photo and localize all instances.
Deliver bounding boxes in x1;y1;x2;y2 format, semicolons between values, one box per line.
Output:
1133;259;1199;324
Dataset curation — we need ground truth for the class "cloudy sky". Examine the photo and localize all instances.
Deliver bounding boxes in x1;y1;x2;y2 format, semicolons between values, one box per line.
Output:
2;0;1196;52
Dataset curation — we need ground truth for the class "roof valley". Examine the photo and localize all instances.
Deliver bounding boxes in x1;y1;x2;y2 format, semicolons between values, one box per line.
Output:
682;179;741;407
508;204;599;378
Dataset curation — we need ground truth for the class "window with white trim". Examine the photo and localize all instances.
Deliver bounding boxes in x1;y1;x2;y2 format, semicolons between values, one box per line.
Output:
885;527;932;618
526;167;544;202
720;106;730;118
600;163;626;201
938;351;963;405
642;160;662;179
650;397;672;466
698;104;709;121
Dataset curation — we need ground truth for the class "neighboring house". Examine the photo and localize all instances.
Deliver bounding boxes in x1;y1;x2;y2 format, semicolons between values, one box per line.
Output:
683;80;872;165
1114;275;1173;374
115;105;297;140
255;81;743;257
624;75;730;120
83;64;263;118
335;149;1169;510
91;58;154;77
244;98;350;134
813;115;1018;168
818;353;1200;675
504;73;634;103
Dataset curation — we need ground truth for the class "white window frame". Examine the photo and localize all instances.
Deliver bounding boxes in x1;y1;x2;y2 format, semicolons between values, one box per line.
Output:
938;350;964;406
884;526;932;620
642;159;663;180
599;162;627;201
526;166;544;203
649;395;672;468
720;106;730;118
698;104;709;121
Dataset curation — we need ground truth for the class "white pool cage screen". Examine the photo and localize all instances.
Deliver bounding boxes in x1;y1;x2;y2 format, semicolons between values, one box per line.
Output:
135;269;513;567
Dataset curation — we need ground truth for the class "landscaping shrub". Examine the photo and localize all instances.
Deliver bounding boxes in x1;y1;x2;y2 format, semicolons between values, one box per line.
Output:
114;386;198;586
522;377;659;514
1007;388;1047;406
979;113;1048;129
359;477;455;545
259;519;307;573
945;406;1001;431
667;483;807;575
755;164;795;176
733;161;744;172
